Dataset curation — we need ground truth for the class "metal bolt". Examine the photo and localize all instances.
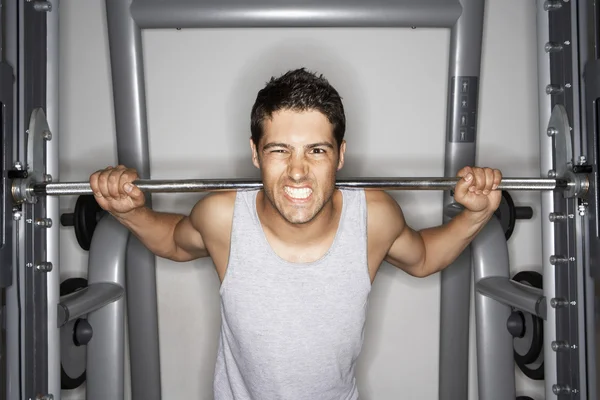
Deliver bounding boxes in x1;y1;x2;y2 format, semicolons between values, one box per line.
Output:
42;130;52;140
547;127;558;136
44;174;52;183
550;298;569;308
13;211;22;221
35;218;52;228
552;384;571;395
549;212;566;222
35;262;53;272
565;83;572;88
26;263;33;268
544;0;563;10
579;203;587;216
13;161;23;170
546;84;564;95
550;255;569;265
544;42;563;52
579;155;587;164
551;340;569;351
548;169;557;178
33;1;52;12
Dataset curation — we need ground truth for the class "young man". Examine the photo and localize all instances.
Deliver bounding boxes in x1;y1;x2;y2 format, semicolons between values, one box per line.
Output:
90;68;502;399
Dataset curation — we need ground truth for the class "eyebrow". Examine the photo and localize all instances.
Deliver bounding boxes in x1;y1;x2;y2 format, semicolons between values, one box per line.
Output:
262;142;335;151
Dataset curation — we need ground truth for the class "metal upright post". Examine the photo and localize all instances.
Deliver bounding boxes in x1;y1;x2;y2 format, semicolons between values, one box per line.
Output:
438;1;485;399
104;1;162;399
46;1;61;397
472;217;517;400
86;216;128;400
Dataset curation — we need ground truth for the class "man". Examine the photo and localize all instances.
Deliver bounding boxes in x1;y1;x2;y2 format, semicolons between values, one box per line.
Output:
90;68;502;400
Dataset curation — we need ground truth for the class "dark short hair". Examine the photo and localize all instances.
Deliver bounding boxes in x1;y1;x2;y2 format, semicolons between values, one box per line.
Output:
250;68;346;148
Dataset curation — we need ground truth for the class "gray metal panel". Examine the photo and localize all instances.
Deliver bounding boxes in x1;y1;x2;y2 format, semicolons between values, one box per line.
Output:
0;60;14;290
472;217;516;400
22;2;49;398
438;0;485;399
583;50;600;280
86;216;127;400
105;1;162;398
4;0;21;397
46;0;61;396
131;0;461;28
547;2;584;397
580;1;599;396
536;0;558;393
0;40;15;400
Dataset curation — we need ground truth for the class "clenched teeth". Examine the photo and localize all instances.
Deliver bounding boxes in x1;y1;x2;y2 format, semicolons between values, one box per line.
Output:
284;186;312;199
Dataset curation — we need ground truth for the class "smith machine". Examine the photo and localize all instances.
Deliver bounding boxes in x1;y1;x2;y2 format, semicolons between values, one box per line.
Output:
0;0;598;399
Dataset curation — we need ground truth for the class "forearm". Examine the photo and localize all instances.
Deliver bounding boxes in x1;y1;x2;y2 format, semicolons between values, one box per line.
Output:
112;207;187;260
418;210;493;276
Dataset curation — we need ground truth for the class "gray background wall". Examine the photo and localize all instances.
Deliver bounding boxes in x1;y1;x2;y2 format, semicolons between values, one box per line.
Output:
58;1;544;399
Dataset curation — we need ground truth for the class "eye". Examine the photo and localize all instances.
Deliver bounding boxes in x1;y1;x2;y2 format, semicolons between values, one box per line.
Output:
311;148;327;154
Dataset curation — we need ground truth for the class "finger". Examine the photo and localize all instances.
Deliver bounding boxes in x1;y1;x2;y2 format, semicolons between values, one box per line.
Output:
483;168;494;194
127;183;145;205
472;168;486;194
120;170;139;198
456;166;473;179
107;168;127;199
454;169;474;198
492;169;502;190
97;169;113;199
89;171;103;198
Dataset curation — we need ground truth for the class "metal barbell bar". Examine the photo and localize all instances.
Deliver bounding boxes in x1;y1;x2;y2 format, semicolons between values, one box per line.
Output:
11;176;579;204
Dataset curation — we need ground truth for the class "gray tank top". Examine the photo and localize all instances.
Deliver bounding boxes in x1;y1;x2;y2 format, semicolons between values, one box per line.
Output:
213;188;371;400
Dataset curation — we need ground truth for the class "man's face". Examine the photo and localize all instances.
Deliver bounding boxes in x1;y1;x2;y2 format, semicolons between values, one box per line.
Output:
251;109;346;225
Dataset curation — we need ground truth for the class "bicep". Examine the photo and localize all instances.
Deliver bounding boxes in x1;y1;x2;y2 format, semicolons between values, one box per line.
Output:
384;224;426;276
176;192;235;266
172;214;208;261
367;191;426;277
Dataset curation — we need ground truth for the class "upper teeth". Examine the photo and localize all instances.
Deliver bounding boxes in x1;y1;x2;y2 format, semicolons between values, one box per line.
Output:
285;187;312;199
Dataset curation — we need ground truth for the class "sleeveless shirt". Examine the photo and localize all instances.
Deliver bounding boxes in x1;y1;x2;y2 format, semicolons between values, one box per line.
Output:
213;188;372;400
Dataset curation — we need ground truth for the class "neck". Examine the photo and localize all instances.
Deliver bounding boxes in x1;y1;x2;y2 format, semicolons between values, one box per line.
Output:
257;190;341;244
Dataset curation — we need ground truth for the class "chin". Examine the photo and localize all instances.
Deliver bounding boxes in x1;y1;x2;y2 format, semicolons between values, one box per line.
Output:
278;207;316;225
285;214;315;225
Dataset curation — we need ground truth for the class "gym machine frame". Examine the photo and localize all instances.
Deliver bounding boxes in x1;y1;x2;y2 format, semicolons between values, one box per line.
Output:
1;1;598;400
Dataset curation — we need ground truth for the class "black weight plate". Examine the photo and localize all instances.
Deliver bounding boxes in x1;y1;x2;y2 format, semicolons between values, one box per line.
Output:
512;271;544;381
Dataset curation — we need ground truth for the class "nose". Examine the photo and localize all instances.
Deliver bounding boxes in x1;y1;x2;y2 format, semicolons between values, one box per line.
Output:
287;153;308;181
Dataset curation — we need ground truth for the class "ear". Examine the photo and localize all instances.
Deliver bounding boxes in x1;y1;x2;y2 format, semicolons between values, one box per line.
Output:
337;140;346;171
250;138;260;169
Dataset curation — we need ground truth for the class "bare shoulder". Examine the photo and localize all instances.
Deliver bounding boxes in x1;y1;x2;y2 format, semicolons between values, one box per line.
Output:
365;190;406;239
189;191;237;237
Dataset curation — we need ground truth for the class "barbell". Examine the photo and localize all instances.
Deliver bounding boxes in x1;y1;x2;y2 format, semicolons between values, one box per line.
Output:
11;175;588;204
10;106;590;204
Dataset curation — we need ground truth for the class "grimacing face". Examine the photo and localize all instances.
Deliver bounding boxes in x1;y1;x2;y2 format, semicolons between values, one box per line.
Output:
251;109;346;225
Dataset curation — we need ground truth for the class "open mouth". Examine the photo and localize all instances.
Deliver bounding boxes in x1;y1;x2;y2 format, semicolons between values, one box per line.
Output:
284;186;313;200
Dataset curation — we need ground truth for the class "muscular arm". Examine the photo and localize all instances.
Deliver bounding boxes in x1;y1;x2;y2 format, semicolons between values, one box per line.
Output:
113;207;207;262
113;192;235;263
367;191;492;278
